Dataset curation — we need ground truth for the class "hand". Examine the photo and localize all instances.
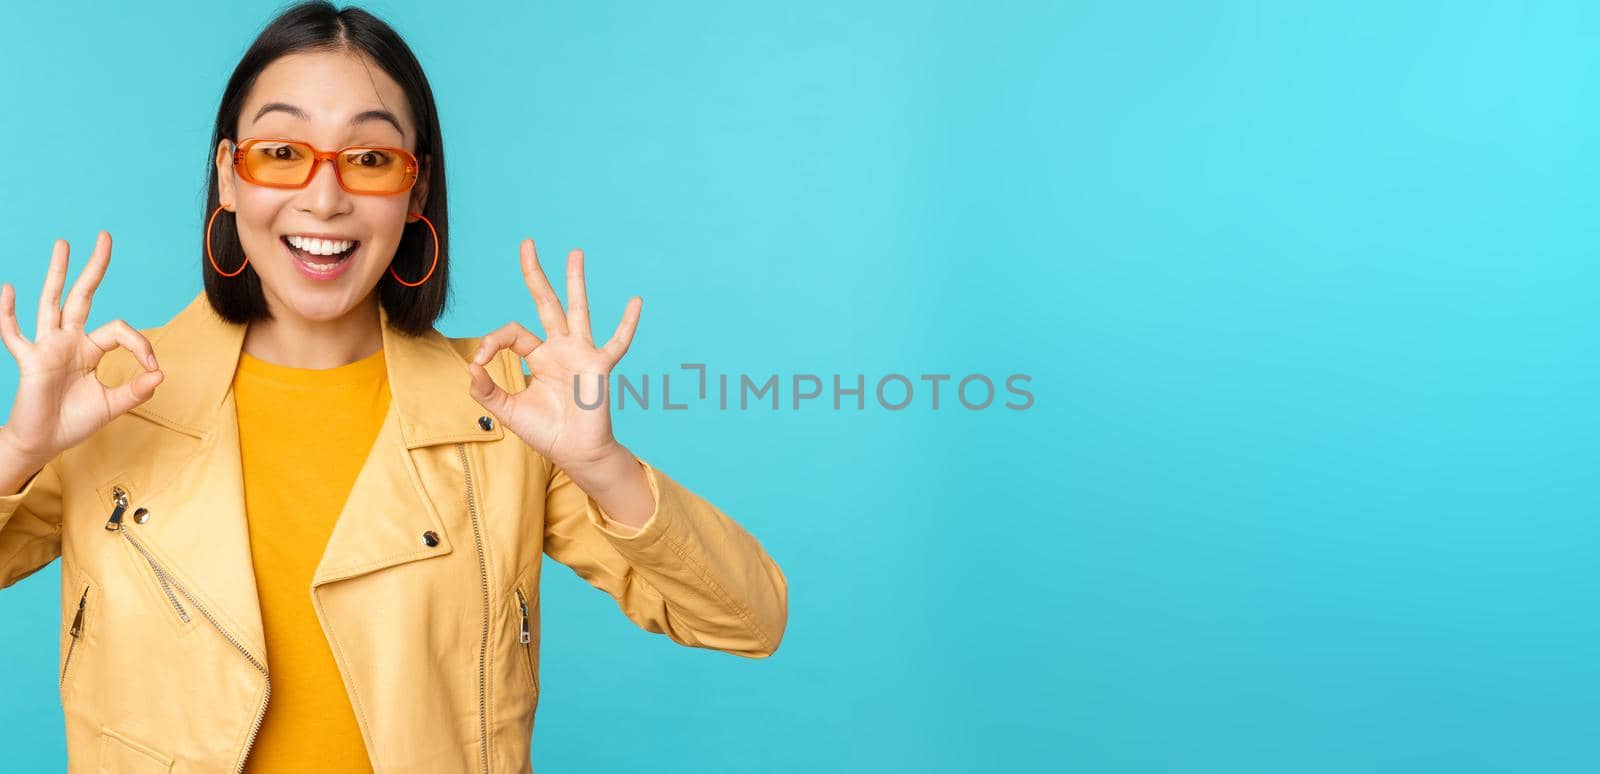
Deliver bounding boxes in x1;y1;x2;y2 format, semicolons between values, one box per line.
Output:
0;232;163;465
467;239;641;470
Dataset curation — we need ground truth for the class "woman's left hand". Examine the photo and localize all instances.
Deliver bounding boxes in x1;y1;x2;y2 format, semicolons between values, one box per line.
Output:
467;238;642;471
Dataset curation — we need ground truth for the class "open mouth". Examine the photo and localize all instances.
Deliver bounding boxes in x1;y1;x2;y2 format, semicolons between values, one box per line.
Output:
281;235;361;274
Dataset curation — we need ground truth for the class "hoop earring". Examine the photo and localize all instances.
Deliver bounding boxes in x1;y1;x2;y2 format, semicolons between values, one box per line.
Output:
206;205;249;277
390;213;440;287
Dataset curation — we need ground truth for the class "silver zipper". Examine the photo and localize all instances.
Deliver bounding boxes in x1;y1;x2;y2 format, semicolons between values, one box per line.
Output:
103;486;128;531
107;487;189;623
515;587;531;645
515;587;536;691
60;584;89;687
458;443;490;774
109;490;269;774
148;556;191;623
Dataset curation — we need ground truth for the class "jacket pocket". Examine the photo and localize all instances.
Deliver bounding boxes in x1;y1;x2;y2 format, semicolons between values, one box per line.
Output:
513;585;539;695
107;490;196;636
60;580;90;688
97;726;173;773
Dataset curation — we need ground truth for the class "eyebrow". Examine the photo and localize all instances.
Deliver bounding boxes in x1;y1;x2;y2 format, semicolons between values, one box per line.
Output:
251;101;407;139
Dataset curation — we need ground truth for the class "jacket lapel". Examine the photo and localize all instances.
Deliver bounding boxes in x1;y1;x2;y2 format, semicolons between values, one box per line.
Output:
121;291;505;660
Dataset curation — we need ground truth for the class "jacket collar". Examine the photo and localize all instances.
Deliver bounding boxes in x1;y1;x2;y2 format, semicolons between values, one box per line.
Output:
131;291;502;447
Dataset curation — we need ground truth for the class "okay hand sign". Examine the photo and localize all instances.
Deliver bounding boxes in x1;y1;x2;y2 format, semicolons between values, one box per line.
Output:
0;232;164;467
467;239;641;471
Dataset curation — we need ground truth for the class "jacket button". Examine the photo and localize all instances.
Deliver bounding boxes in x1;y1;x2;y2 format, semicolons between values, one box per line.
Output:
422;531;440;547
477;416;494;431
132;508;150;524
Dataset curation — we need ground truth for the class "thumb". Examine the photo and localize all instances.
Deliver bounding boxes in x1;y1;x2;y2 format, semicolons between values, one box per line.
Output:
467;361;512;419
105;369;163;417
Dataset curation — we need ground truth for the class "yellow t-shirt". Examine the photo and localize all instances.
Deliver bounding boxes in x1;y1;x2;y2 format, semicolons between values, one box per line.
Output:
233;345;389;774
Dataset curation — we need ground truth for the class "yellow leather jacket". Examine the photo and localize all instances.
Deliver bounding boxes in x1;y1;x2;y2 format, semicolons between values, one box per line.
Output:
0;291;788;773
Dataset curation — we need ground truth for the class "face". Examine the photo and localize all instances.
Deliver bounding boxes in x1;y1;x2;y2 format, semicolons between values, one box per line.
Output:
215;49;430;324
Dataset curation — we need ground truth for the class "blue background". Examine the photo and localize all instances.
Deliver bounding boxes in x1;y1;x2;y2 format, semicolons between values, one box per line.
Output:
1;1;1595;771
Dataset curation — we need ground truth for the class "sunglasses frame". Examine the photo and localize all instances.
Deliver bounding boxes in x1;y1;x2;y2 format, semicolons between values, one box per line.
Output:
231;137;420;195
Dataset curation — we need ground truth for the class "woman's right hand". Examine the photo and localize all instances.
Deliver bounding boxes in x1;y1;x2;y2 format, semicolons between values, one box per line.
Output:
0;231;164;467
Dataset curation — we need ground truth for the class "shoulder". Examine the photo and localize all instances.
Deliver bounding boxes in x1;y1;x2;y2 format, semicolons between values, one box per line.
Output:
441;333;482;363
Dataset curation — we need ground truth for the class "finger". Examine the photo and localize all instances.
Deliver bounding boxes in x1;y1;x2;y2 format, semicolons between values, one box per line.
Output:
36;239;69;336
520;239;569;337
104;368;164;418
600;296;643;364
62;231;111;330
466;360;516;419
0;283;33;355
565;248;592;343
86;319;160;371
474;321;544;366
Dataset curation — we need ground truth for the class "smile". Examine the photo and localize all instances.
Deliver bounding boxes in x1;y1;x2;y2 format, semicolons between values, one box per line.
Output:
281;235;361;281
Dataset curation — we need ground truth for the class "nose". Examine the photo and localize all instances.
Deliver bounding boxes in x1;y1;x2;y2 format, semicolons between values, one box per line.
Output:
296;156;353;218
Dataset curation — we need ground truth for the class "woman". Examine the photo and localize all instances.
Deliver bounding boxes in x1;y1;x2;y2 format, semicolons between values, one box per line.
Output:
0;3;787;772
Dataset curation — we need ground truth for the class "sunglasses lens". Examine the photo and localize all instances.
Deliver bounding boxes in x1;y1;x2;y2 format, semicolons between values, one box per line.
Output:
238;141;415;193
240;140;315;185
338;147;413;193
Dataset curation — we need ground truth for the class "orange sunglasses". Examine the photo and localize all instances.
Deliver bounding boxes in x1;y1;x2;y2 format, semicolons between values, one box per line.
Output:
231;137;420;195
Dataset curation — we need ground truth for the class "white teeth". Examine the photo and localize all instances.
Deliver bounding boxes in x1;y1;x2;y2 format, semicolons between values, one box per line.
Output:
286;235;355;255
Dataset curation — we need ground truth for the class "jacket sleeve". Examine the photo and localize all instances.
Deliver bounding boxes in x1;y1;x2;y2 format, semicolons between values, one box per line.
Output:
0;447;65;590
542;454;789;659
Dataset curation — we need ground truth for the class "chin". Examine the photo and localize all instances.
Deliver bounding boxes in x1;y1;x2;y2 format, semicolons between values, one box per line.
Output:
274;284;372;323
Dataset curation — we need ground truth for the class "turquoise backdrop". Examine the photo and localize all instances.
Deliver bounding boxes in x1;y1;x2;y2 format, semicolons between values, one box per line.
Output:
1;1;1595;771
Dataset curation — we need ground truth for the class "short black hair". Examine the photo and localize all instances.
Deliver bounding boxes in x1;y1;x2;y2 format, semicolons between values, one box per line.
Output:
201;1;449;336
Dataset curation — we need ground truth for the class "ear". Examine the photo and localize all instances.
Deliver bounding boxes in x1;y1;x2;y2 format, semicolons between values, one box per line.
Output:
409;155;430;215
215;139;237;210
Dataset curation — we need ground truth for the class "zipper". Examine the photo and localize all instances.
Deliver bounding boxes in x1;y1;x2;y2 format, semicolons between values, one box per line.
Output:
107;488;269;774
144;549;191;624
515;586;535;690
107;487;188;623
60;584;89;687
459;443;490;774
149;561;191;623
103;486;128;531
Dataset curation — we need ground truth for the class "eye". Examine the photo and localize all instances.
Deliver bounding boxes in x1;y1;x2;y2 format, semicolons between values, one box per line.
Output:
258;143;300;161
347;150;391;167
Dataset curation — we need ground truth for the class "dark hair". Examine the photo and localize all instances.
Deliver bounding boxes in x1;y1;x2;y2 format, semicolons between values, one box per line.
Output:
202;1;448;336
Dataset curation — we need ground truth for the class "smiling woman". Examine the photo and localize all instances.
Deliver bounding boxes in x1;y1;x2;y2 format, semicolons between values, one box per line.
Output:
203;3;447;347
0;2;789;772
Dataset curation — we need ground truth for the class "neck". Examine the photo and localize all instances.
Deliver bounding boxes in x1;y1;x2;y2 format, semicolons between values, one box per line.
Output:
242;291;383;369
